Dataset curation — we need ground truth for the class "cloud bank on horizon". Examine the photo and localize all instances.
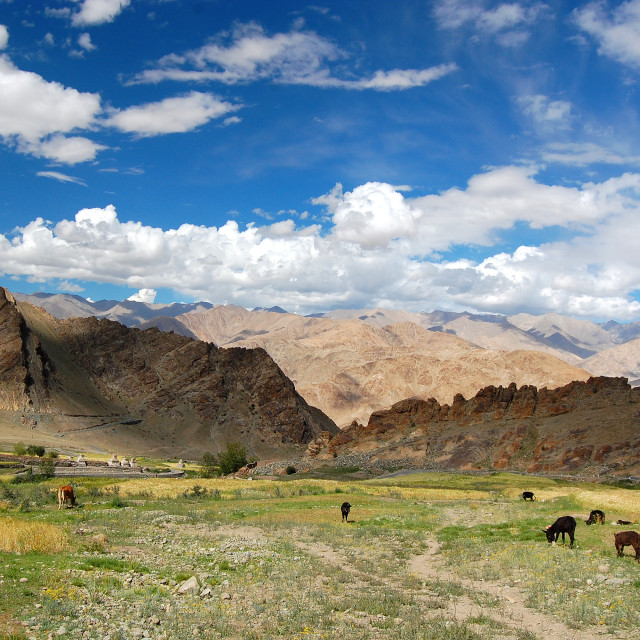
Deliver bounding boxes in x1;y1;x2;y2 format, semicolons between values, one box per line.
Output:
1;1;640;321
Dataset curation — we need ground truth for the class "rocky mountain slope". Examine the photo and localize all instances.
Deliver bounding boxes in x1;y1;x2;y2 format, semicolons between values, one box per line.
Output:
308;376;640;478
0;288;337;459
169;308;591;426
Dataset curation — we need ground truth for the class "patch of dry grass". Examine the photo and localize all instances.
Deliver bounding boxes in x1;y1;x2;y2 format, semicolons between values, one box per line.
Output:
0;517;68;553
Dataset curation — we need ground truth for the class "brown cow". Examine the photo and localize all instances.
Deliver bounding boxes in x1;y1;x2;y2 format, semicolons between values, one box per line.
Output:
614;531;640;562
57;485;76;509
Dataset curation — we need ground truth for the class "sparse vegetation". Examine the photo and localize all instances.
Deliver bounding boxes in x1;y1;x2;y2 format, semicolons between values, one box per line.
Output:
1;471;639;639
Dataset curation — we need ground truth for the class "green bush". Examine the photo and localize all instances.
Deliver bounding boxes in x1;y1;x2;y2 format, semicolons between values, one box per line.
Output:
39;457;55;478
199;451;220;478
13;442;26;456
217;442;247;475
26;445;46;457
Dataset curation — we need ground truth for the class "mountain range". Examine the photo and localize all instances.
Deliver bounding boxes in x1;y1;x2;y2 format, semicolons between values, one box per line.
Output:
12;290;640;427
0;288;337;459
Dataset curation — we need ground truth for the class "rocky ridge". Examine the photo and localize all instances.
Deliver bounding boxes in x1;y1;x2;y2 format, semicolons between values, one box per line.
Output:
307;376;640;477
0;287;337;459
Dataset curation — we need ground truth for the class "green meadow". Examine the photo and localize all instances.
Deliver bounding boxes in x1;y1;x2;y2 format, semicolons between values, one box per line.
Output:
1;470;639;639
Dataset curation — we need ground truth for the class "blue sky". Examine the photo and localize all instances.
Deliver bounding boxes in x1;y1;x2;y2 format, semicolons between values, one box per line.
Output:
1;0;639;320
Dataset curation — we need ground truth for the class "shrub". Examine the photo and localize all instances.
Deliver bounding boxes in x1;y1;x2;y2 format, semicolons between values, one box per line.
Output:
183;485;208;499
13;442;26;456
217;442;247;475
39;457;55;478
286;465;297;475
199;451;220;478
26;445;46;457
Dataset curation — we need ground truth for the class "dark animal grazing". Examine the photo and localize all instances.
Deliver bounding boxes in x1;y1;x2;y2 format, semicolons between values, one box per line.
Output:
57;485;76;510
522;491;536;501
614;531;640;562
341;502;351;522
246;461;258;470
543;515;576;546
586;509;605;525
617;520;632;525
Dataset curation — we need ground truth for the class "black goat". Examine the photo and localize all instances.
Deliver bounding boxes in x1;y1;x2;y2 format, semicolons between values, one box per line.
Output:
341;502;351;523
543;515;576;547
586;509;605;525
522;491;536;501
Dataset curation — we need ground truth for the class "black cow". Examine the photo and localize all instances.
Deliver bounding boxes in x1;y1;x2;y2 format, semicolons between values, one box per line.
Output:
522;491;536;501
543;515;576;547
341;502;351;523
586;509;605;525
614;531;640;562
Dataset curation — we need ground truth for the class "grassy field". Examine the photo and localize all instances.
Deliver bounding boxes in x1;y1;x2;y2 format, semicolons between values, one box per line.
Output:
1;470;640;640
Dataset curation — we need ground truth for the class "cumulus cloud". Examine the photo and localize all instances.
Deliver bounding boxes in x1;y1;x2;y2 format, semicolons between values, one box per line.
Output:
573;0;640;68
72;0;130;27
0;56;101;141
128;288;157;303
106;91;241;136
0;55;102;161
2;167;640;320
131;22;456;90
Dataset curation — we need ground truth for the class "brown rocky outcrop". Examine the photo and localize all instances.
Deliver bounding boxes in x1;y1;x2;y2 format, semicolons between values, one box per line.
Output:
0;287;337;458
312;376;640;477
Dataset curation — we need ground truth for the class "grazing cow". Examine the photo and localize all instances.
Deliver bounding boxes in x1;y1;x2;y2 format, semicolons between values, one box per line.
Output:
341;502;351;523
543;515;576;547
614;531;640;562
522;491;536;501
586;509;606;525
57;485;76;510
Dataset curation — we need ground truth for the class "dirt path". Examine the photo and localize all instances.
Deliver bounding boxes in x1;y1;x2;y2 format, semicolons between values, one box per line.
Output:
225;524;625;639
409;536;619;640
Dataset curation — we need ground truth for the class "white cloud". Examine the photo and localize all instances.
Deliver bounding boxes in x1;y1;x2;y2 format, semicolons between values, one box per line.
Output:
0;55;101;144
2;168;640;320
127;288;157;303
434;0;548;41
78;33;96;51
317;65;459;91
517;94;572;128
541;142;640;167
36;171;87;186
0;25;8;50
573;0;640;68
106;91;241;136
27;134;107;164
131;22;456;91
72;0;130;27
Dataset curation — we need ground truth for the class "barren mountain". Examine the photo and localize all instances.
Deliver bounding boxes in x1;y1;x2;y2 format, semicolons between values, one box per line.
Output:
175;308;591;426
309;376;640;478
583;338;640;386
0;288;337;459
13;289;640;428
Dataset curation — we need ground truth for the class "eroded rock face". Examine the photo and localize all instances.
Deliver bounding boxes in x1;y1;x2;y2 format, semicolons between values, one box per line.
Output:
0;287;337;458
313;377;640;476
0;288;29;410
